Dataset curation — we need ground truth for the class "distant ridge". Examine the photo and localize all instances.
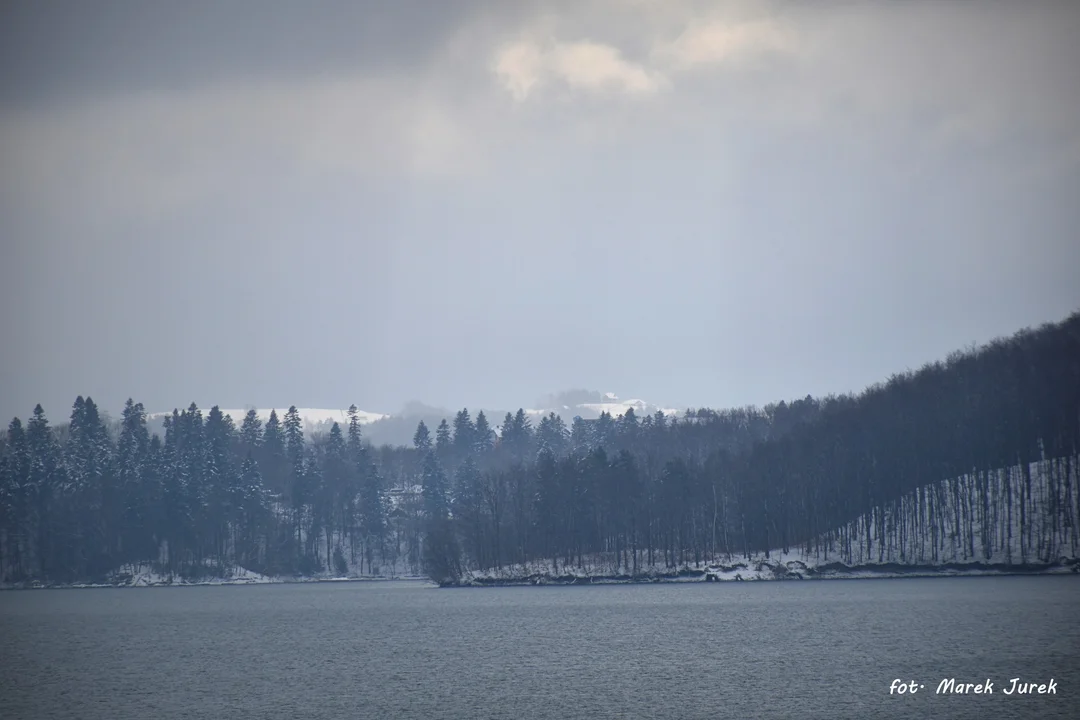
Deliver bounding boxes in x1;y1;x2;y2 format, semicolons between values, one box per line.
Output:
525;392;679;420
145;393;681;446
148;407;388;429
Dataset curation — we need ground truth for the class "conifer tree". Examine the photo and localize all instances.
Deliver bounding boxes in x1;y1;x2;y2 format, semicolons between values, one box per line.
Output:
474;411;493;454
452;455;484;565
235;451;267;569
318;422;350;570
240;409;263;451
357;452;387;575
205;406;237;566
259;409;287;500
3;418;30;580
436;419;452;455
420;450;460;584
413;420;432;453
421;451;449;518
453;409;475;458
27;405;64;579
570;416;592;455
116;399;151;565
346;405;363;451
283;406;306;564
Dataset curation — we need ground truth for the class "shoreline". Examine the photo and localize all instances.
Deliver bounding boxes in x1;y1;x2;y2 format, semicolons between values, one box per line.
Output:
447;568;1079;587
0;575;431;591
5;559;1077;590
448;558;1080;587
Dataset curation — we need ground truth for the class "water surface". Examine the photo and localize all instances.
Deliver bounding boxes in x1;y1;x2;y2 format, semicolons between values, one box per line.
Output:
1;577;1077;719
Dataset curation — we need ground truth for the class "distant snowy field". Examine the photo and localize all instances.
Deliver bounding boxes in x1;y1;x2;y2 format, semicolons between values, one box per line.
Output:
525;393;680;420
148;407;388;429
147;394;680;439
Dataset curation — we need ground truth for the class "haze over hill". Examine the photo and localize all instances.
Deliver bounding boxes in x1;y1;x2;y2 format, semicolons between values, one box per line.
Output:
3;311;1077;587
145;391;682;447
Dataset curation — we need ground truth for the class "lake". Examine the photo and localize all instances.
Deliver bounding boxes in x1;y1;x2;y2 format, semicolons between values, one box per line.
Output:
1;577;1076;719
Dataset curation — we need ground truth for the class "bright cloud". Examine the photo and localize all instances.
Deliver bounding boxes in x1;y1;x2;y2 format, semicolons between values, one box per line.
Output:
493;39;664;100
492;41;545;101
654;18;794;69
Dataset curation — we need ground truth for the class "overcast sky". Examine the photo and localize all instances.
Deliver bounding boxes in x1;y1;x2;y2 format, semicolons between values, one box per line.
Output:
2;0;1079;423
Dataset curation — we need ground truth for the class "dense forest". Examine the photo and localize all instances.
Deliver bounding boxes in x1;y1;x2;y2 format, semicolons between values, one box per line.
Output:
1;312;1077;585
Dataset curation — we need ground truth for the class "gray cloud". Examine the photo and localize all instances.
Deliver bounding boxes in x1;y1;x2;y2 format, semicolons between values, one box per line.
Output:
0;0;519;106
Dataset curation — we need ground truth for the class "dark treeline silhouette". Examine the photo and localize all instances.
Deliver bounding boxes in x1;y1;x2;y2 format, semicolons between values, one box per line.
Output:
1;312;1077;585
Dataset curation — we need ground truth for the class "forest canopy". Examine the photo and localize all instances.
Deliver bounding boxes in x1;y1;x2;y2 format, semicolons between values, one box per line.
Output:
1;311;1077;585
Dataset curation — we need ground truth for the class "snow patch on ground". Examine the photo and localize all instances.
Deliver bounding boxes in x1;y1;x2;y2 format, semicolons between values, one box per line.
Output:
1;563;429;590
455;548;1079;586
110;563;274;587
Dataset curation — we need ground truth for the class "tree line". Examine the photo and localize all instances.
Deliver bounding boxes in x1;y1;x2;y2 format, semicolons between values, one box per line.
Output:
1;311;1077;584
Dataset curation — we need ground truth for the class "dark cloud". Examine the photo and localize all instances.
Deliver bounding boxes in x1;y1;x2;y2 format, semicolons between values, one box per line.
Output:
0;0;522;109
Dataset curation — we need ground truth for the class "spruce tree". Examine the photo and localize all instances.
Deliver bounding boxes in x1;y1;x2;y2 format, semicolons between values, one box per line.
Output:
570;416;592;454
413;420;432;453
346;405;364;451
453;409;475;457
205;406;237;567
320;422;350;569
595;411;616;449
240;409;263;451
537;413;569;456
653;410;667;430
27;405;64;580
511;409;533;461
283;406;306;568
474;411;493;454
420;450;460;584
344;407;366;562
3;418;30;581
452;455;483;566
357;452;387;575
180;404;208;562
0;447;13;581
435;419;452;455
421;451;449;517
116;399;151;566
619;407;639;446
236;451;267;570
261;409;286;496
500;412;515;451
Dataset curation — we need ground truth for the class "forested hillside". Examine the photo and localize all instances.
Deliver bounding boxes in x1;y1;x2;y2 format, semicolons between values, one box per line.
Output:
1;312;1077;585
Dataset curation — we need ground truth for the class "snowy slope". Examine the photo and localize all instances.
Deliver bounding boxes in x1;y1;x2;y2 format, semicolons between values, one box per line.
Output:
527;393;680;420
149;407;388;429
579;398;680;417
149;393;675;434
458;457;1080;585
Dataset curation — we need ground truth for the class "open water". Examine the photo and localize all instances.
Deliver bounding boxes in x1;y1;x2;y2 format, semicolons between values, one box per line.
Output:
1;576;1077;719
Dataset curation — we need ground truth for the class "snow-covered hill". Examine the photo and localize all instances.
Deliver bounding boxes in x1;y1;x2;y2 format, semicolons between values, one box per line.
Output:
148;407;388;430
526;392;680;420
147;392;678;445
